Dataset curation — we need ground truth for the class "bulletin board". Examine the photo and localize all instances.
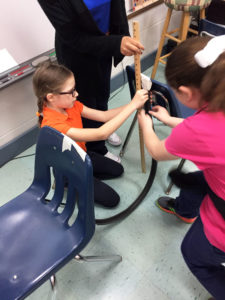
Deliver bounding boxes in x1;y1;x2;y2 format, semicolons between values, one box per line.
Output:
126;0;163;18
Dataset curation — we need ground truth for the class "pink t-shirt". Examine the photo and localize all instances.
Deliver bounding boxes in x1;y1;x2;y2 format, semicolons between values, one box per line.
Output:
165;109;225;252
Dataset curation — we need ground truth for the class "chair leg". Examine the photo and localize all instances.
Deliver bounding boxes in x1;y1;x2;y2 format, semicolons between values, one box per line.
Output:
120;112;138;157
199;7;205;19
151;8;173;79
75;254;122;263
165;158;186;195
49;275;57;290
179;11;191;41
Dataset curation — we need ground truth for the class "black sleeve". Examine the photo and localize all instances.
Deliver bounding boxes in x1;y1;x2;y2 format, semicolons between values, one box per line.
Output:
38;0;125;58
110;0;130;36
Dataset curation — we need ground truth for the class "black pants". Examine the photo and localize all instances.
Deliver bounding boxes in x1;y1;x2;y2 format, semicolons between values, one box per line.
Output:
87;151;124;206
174;171;225;299
81;58;112;155
174;171;206;218
58;49;113;155
182;217;225;300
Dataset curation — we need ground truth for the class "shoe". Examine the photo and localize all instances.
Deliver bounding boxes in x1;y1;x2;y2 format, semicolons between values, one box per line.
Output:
107;132;122;146
104;151;121;163
156;197;197;224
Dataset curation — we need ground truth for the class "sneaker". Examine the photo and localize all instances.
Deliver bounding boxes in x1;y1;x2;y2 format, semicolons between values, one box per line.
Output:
156;197;197;224
104;151;121;163
107;132;122;146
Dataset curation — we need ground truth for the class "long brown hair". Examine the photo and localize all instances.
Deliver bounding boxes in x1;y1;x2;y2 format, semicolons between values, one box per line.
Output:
32;62;73;126
165;36;225;113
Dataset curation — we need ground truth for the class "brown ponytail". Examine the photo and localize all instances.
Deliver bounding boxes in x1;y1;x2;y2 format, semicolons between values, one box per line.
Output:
36;98;44;127
165;36;211;90
201;52;225;112
165;36;225;113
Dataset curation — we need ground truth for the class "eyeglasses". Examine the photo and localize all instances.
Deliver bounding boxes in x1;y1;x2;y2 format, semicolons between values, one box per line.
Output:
58;87;76;97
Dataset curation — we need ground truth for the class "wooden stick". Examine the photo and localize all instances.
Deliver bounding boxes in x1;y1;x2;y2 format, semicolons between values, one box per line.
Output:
133;21;146;173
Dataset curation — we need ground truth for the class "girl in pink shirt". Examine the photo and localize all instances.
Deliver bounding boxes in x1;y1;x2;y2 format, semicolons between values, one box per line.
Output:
138;35;225;300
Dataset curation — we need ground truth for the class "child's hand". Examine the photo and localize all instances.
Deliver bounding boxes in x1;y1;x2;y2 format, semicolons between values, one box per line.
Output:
138;108;153;129
148;105;170;123
132;89;149;109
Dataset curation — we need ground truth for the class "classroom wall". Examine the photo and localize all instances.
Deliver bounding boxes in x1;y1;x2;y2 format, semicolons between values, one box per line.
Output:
0;4;181;163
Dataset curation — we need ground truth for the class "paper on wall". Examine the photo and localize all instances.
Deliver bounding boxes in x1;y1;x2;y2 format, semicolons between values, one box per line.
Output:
0;48;18;73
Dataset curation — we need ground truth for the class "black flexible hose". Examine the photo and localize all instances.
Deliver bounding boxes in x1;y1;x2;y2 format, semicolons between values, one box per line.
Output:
95;158;157;225
96;96;159;225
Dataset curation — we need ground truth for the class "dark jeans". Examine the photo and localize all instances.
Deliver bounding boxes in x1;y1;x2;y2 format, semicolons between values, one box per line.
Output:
87;151;124;205
54;151;123;206
57;42;113;155
174;171;206;218
181;217;225;300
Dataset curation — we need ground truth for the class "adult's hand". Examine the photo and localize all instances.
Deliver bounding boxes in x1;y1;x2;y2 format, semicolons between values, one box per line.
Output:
120;36;145;56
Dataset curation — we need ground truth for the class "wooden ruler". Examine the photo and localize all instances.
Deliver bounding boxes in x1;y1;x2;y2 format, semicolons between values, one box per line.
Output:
133;21;146;173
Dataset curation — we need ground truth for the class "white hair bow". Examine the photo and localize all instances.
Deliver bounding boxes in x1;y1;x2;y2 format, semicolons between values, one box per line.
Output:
194;35;225;68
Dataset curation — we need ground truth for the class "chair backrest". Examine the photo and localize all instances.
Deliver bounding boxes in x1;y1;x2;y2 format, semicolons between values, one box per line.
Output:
126;65;194;118
34;126;95;240
199;18;225;37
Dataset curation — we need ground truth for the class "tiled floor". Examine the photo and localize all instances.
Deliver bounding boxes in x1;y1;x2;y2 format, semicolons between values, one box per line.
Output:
0;65;211;300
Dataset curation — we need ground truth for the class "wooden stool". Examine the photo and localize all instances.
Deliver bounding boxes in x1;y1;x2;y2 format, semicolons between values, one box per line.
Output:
151;0;211;79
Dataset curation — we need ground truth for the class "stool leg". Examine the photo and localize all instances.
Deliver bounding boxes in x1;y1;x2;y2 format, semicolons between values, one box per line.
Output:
199;8;205;19
179;11;191;41
151;8;173;79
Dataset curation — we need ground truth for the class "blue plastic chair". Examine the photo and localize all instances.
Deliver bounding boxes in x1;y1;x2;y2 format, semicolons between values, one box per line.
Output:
120;66;190;194
199;18;225;37
0;126;121;300
120;65;184;157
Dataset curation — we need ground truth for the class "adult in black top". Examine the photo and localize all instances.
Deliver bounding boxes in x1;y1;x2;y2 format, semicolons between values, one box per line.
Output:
38;0;144;155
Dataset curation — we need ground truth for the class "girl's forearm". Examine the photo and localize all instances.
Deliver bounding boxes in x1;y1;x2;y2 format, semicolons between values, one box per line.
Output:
141;125;179;161
164;116;184;128
99;102;137;139
83;104;129;123
143;128;161;159
67;102;137;142
103;104;129;121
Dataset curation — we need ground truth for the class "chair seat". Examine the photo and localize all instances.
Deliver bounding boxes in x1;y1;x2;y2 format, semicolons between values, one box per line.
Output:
164;0;211;11
0;190;92;300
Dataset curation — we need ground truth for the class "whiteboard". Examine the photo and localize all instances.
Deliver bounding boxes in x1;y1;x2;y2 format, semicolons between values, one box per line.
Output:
0;0;55;67
0;0;133;72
